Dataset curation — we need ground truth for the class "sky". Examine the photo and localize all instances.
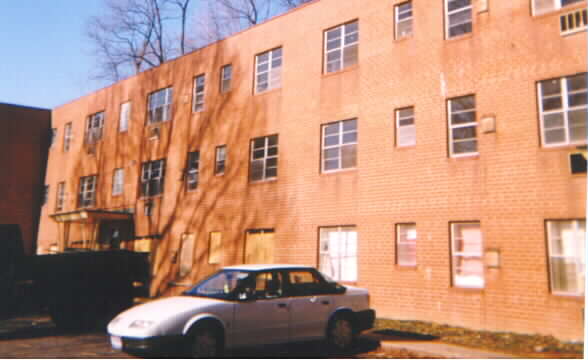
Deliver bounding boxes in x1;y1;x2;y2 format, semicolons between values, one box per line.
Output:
0;1;116;109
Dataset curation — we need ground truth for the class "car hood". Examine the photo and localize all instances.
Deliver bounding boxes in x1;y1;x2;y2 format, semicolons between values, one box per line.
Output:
115;296;225;322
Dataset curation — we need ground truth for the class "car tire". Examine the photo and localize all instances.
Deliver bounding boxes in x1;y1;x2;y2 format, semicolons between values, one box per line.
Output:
188;324;223;358
327;314;355;352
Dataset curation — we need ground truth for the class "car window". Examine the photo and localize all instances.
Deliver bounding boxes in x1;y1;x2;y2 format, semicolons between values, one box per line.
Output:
286;270;329;296
254;271;283;299
185;270;250;300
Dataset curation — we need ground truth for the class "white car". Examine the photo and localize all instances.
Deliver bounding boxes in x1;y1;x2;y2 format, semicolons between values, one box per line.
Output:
107;264;375;357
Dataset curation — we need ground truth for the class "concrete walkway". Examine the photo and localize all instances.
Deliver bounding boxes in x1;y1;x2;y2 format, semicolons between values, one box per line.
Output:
379;340;518;359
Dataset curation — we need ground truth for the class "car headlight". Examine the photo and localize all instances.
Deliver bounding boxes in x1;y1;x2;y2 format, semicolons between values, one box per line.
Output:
129;320;156;329
109;316;123;326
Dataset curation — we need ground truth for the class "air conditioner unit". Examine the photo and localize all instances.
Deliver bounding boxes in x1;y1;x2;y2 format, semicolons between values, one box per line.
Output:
560;8;587;35
149;126;160;140
570;152;587;174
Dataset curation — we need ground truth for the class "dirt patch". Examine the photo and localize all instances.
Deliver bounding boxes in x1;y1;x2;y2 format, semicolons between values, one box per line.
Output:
373;319;583;358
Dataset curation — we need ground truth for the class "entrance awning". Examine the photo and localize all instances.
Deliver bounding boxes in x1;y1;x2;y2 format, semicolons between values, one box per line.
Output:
50;209;133;223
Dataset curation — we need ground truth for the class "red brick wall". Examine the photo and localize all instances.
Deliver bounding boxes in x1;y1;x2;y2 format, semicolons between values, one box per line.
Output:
38;0;586;340
0;103;51;255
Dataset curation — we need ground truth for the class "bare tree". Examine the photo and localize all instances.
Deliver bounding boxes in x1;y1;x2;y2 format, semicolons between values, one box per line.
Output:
280;0;313;9
86;0;194;82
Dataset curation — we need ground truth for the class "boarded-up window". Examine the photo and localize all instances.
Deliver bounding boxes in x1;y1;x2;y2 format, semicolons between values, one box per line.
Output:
319;226;357;282
245;229;275;264
179;233;195;278
209;232;222;264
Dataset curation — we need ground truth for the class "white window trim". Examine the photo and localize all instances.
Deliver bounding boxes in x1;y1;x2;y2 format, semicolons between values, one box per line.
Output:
119;102;131;132
396;223;417;266
254;48;282;94
395;2;413;39
250;135;278;182
78;175;96;208
538;75;587;148
193;74;205;112
63;123;73;152
532;0;585;16
186;151;200;190
451;222;484;289
448;96;478;158
444;0;473;39
321;119;358;173
547;219;586;296
319;226;358;282
147;87;173;124
55;182;66;212
141;160;165;197
396;107;416;147
86;112;104;144
215;146;227;175
112;168;124;196
221;64;232;93
324;21;359;74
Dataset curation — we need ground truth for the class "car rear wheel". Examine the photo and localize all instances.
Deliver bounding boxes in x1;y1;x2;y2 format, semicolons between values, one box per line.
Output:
327;314;355;352
188;326;221;358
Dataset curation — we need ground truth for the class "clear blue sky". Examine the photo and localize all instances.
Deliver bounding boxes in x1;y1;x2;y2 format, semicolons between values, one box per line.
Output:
0;1;108;109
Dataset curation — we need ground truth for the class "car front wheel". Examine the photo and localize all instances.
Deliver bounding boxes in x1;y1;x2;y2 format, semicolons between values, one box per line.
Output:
327;314;355;352
188;326;221;358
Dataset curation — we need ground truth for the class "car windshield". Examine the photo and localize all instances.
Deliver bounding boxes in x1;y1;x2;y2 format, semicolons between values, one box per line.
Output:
183;270;251;300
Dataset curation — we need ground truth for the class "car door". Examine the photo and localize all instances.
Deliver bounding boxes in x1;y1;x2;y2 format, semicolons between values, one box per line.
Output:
231;271;290;347
285;269;335;342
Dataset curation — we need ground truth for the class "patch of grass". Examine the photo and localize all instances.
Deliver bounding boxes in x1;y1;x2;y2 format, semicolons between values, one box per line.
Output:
373;319;583;357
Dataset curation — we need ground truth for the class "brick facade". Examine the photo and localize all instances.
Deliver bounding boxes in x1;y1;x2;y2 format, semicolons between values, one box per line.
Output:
37;0;586;341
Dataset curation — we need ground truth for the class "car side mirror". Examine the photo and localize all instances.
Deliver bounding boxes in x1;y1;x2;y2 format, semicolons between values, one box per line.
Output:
332;283;346;294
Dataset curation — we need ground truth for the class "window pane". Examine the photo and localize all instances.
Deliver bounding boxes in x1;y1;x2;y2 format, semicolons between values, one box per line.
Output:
341;144;357;168
324;159;339;171
342;132;357;144
451;112;475;125
543;113;565;129
451;96;475;111
568;92;587;107
544;128;566;144
542;96;563;111
343;119;357;131
448;0;471;12
324;135;340;147
453;140;478;154
568;74;587;91
323;148;339;160
265;167;277;178
342;44;358;68
452;126;477;140
449;22;472;37
326;27;342;40
250;160;264;181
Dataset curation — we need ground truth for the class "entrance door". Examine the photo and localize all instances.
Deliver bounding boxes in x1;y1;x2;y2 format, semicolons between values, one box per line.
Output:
244;229;275;264
98;220;133;250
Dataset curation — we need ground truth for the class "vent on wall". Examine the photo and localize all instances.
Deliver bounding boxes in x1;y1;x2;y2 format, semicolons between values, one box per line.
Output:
560;8;587;35
570;152;587;174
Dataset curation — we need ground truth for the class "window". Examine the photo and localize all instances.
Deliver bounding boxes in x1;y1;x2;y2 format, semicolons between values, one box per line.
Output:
186;151;200;190
448;95;477;156
538;74;587;147
533;0;584;15
253;272;283;299
322;119;357;172
396;223;417;266
147;87;173;124
49;128;57;148
63;122;72;152
112;168;124;196
451;222;484;288
119;102;131;132
220;64;232;93
55;182;65;212
78;175;97;208
324;21;359;73
319;226;357;282
215;146;226;175
547;220;585;296
250;135;278;181
85;111;104;144
140;159;166;197
255;48;282;94
193;74;205;112
179;233;195;278
395;2;413;39
42;185;49;206
445;0;472;39
209;232;222;264
396;107;416;147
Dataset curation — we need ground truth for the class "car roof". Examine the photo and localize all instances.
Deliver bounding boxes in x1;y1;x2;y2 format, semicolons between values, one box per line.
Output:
222;264;314;271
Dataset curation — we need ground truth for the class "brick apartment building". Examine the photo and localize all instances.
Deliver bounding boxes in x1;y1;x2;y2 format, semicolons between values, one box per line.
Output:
37;0;586;341
1;103;51;256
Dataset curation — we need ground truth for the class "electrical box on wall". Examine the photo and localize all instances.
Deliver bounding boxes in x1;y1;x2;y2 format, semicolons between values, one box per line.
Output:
481;115;496;133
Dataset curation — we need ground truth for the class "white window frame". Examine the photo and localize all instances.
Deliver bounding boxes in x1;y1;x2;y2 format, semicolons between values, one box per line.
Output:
193;74;205;112
451;222;484;289
50;128;57;148
112;168;124;196
396;107;416;147
324;21;359;74
85;112;104;144
532;0;584;16
250;135;279;182
396;223;417;266
78;175;97;208
186;151;200;190
119;102;131;132
147;87;173;124
63;122;73;152
220;64;232;93
321;119;358;173
445;0;473;39
546;219;585;296
319;226;358;282
215;146;227;175
55;181;65;212
395;2;413;39
448;95;477;157
140;159;165;197
538;74;587;147
255;48;282;94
